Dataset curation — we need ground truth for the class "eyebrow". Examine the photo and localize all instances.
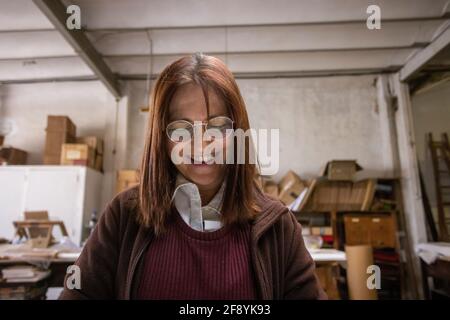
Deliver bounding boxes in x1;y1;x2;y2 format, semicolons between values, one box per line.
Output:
169;114;228;122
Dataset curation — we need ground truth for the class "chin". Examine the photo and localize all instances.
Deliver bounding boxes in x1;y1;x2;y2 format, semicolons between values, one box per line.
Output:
180;164;225;187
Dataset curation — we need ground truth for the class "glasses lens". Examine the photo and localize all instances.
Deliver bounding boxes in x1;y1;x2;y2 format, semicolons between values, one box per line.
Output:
206;116;233;139
166;121;192;142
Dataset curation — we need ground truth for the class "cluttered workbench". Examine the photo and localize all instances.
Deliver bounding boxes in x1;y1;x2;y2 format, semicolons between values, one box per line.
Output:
0;210;83;299
0;243;346;300
0;243;81;299
0;208;347;300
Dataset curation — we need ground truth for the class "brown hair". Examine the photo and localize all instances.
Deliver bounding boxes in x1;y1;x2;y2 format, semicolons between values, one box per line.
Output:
139;53;260;235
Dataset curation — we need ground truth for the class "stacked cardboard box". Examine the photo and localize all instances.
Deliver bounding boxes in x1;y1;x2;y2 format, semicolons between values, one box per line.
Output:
262;179;279;198
321;160;362;181
76;136;104;172
44;116;76;164
60;143;96;169
278;170;307;205
259;171;310;209
261;161;374;212
116;170;139;194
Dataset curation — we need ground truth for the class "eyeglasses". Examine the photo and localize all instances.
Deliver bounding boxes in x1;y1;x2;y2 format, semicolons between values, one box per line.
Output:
166;116;234;143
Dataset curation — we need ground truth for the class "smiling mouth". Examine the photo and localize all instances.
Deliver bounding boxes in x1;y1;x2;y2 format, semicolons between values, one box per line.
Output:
189;155;215;165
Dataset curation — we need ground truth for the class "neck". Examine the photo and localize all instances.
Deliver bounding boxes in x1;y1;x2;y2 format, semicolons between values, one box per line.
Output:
197;182;222;205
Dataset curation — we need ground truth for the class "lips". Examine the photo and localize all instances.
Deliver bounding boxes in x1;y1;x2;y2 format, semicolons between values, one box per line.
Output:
190;155;215;165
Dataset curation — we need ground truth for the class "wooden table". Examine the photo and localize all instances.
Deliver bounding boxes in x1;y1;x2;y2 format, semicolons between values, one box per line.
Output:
308;248;346;263
0;244;80;288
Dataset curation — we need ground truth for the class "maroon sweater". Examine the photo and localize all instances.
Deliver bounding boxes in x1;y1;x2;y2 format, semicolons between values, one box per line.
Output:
136;211;257;300
59;186;327;300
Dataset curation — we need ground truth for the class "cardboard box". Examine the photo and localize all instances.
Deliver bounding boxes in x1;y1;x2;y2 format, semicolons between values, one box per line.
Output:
311;226;333;236
76;136;103;155
116;170;139;194
344;216;371;246
0;147;28;165
46;115;76;136
76;136;103;172
43;154;62;165
278;170;301;191
263;180;279;198
321;160;362;181
60;144;95;169
44;131;76;161
368;215;397;248
278;171;306;205
344;214;396;248
44;116;77;165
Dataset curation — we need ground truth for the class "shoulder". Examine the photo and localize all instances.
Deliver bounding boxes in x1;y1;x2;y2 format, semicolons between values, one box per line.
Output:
102;185;140;227
111;184;139;209
253;187;299;235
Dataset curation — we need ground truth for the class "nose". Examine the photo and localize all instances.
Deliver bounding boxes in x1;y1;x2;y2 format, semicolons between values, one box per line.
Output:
191;122;210;160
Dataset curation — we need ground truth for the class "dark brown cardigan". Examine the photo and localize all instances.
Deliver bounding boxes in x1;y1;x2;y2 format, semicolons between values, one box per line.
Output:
59;186;327;300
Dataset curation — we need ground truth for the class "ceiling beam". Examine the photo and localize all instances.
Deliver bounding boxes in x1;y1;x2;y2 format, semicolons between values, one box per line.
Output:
32;0;121;98
83;16;450;32
400;27;450;82
0;16;448;33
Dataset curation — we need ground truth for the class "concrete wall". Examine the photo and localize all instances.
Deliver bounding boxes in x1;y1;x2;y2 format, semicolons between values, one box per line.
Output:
0;74;396;200
240;75;390;180
125;75;394;181
0;81;110;164
0;81;128;209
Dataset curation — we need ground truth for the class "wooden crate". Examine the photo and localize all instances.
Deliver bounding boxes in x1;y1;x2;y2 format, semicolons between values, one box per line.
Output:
369;215;397;248
344;213;397;248
344;216;371;246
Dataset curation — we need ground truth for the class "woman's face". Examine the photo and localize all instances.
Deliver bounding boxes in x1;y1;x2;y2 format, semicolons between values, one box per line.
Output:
167;83;230;189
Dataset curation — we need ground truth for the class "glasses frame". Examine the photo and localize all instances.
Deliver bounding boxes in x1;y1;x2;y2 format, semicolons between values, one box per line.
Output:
165;116;234;143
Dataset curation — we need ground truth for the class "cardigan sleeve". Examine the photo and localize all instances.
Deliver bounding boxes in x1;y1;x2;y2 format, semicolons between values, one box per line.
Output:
59;201;120;300
283;211;328;300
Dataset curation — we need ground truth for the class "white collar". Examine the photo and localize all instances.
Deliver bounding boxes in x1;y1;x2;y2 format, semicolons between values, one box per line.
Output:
171;174;225;232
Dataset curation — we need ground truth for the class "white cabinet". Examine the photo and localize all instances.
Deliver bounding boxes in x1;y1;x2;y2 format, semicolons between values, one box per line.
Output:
0;165;103;246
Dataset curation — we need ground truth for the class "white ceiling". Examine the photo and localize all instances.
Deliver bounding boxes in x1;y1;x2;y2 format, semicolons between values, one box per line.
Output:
0;0;449;84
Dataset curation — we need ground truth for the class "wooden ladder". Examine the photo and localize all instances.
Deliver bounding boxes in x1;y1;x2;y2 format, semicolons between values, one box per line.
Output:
428;133;450;241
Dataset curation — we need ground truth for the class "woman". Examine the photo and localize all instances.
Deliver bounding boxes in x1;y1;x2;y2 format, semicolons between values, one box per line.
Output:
60;53;326;300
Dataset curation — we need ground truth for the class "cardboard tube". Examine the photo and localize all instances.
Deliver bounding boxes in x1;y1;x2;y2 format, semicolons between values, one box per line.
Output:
345;245;378;300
